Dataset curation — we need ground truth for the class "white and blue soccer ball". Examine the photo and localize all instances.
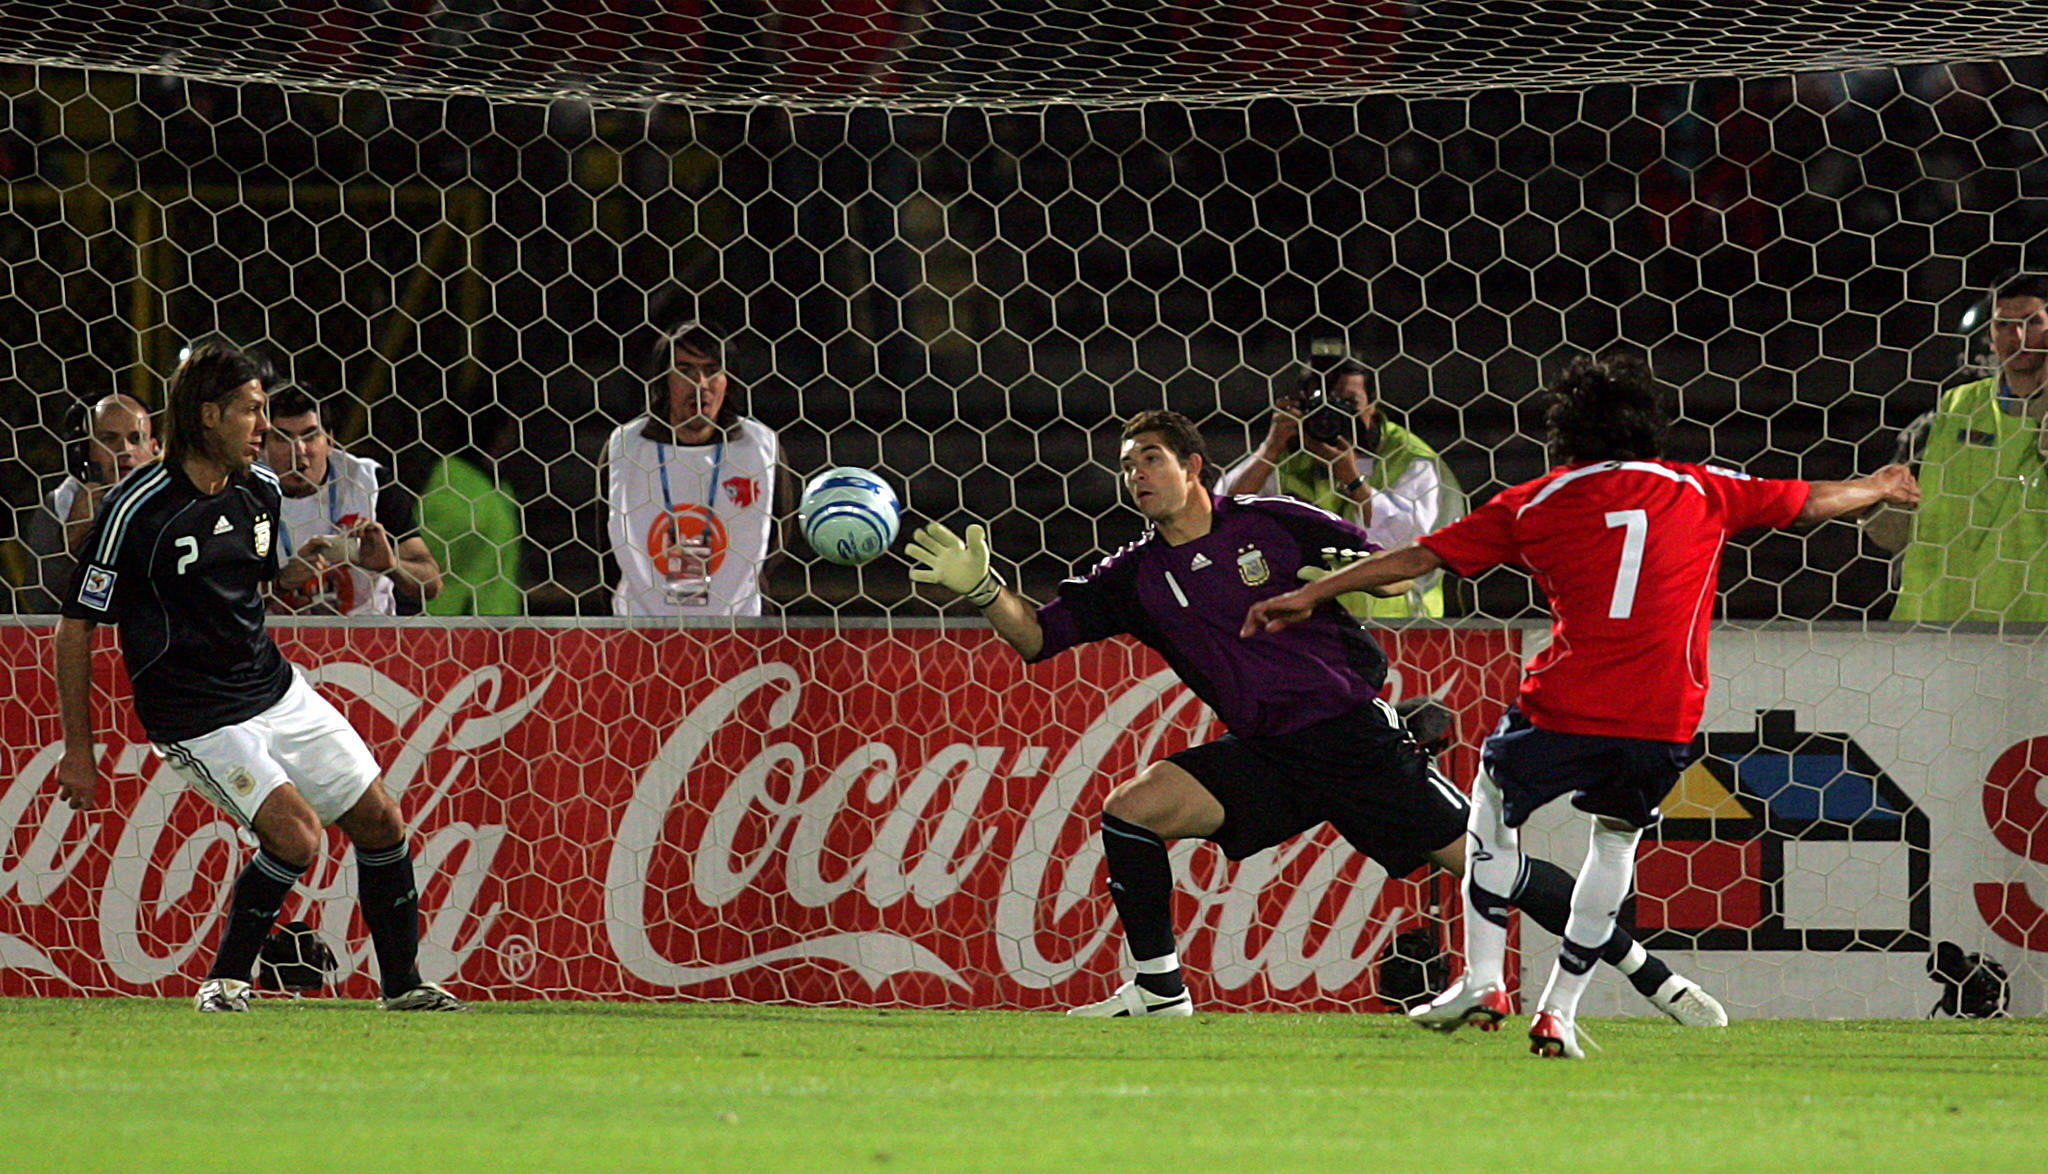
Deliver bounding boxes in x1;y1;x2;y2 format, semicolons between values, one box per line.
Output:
799;466;901;566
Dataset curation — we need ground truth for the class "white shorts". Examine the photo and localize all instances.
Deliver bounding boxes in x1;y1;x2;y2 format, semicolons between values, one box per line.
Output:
154;669;381;828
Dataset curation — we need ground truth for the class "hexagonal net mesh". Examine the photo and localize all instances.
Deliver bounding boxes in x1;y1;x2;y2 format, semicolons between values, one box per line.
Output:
1;6;2043;1017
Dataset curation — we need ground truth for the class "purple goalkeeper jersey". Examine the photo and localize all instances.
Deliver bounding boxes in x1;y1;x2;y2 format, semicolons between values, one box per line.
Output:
1030;494;1389;738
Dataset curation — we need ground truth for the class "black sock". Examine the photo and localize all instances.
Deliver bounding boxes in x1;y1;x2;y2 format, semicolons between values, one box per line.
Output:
1559;935;1602;977
208;849;306;983
1100;813;1182;997
357;840;423;998
1512;857;1670;996
1507;856;1578;940
1608;933;1674;997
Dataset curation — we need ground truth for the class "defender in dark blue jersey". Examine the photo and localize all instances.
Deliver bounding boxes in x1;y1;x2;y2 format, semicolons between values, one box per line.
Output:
909;409;1720;1022
53;342;464;1013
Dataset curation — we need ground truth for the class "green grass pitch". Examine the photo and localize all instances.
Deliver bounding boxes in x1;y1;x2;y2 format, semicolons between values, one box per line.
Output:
6;998;2041;1173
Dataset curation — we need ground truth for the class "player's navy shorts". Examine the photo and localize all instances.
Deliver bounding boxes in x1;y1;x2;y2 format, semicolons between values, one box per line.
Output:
1482;707;1697;830
1168;697;1467;878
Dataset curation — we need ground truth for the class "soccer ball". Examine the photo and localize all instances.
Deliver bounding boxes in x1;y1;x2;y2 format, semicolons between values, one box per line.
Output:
799;466;901;566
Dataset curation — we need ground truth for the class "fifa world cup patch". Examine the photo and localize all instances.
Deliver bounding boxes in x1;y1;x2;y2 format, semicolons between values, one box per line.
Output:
77;566;117;610
226;768;256;796
1236;546;1270;587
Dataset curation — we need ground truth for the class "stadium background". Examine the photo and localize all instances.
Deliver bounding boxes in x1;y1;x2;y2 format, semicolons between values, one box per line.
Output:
0;2;2043;1023
5;4;2046;617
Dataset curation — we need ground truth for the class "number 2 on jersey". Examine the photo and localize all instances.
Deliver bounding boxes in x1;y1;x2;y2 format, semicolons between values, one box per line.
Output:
175;535;199;575
1603;509;1647;619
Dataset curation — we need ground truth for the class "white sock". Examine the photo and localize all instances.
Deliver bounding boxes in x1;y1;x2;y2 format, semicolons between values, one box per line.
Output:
1614;939;1647;976
1461;769;1520;992
1537;819;1642;1020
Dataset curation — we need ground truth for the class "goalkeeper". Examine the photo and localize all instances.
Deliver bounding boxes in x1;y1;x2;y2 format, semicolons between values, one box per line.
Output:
908;409;1722;1024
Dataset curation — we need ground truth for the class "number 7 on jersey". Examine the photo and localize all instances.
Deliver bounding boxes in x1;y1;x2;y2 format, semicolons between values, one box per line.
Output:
1603;509;1647;619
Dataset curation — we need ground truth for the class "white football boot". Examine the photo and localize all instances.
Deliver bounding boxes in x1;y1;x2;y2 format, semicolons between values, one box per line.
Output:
194;978;252;1013
1529;1010;1594;1059
379;981;469;1012
1066;980;1194;1018
1409;979;1512;1034
1650;974;1728;1027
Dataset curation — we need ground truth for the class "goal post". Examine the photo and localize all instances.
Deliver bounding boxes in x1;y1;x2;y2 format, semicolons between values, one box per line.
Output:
1;7;2044;1016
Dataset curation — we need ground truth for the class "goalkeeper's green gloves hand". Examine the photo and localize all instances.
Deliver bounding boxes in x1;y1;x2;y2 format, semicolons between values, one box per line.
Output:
1297;546;1373;583
906;522;1005;608
1297;546;1415;599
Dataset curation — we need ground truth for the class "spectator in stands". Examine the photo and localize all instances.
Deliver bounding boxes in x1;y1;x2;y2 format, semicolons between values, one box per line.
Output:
21;394;160;613
418;404;526;616
259;384;442;615
1220;350;1464;617
603;319;788;616
1868;273;2048;621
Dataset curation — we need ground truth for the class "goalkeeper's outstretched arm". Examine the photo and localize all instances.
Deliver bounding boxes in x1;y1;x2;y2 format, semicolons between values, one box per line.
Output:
906;522;1044;659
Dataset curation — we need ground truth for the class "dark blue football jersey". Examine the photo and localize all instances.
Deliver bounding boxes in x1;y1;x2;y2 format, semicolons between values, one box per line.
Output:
63;461;294;743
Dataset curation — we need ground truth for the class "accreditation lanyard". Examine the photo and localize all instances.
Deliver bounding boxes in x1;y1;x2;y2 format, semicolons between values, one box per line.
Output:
657;437;725;520
277;470;346;557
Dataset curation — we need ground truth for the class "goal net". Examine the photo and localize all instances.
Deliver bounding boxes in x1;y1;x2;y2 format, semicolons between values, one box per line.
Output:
1;3;2043;1018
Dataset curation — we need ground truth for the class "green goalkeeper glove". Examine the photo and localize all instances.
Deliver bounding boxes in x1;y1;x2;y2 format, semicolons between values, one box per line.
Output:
1298;546;1415;599
1296;546;1373;583
906;522;1005;608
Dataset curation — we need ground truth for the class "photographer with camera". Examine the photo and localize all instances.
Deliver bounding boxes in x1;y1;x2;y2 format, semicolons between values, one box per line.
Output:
1220;350;1464;618
19;394;160;613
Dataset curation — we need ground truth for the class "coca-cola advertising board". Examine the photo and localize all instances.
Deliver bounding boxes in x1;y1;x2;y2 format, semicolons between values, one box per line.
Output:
0;622;1520;1009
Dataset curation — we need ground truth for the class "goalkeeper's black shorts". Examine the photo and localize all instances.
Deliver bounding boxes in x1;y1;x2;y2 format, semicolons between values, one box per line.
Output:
1168;697;1467;878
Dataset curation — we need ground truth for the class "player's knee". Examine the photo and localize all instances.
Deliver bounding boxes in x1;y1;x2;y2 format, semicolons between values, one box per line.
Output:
1105;764;1215;837
1103;776;1176;834
1101;784;1153;830
344;797;408;852
264;815;322;869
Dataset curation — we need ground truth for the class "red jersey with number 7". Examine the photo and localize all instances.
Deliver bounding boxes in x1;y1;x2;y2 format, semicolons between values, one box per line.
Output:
1418;460;1810;742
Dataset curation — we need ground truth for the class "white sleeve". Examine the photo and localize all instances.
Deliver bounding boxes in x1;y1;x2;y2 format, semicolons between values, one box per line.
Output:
1218;451;1279;498
1366;457;1443;548
601;441;629;570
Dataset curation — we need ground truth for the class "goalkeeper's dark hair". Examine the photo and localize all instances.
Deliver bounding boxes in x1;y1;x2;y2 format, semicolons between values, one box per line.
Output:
1121;409;1217;486
1540;353;1670;465
162;341;272;467
1994;272;2048;303
645;317;745;426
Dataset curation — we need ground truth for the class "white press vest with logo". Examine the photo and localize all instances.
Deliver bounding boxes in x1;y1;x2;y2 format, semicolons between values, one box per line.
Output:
275;448;396;616
606;415;778;617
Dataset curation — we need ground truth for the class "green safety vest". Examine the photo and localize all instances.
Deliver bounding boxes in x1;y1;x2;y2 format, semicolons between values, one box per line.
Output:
1893;376;2048;623
1272;420;1465;620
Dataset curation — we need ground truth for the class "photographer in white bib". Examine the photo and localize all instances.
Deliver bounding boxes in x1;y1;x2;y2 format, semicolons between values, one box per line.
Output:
604;320;787;617
22;393;160;613
260;384;443;616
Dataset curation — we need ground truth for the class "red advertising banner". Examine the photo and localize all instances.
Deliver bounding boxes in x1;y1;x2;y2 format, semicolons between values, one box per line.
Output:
0;623;1520;1010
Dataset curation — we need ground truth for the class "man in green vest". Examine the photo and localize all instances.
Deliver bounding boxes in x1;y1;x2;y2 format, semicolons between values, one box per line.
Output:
418;405;526;616
1220;351;1464;618
1869;273;2048;622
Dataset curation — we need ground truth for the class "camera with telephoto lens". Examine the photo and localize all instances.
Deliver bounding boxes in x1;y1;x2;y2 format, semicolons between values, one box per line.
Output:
64;401;99;484
1288;350;1369;445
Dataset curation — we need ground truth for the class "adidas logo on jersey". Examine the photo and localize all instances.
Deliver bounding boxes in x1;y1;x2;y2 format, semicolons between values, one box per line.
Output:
1190;554;1212;570
212;516;233;535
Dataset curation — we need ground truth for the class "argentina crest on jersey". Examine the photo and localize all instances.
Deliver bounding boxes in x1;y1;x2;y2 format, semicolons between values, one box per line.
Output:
253;515;272;559
1236;545;1270;587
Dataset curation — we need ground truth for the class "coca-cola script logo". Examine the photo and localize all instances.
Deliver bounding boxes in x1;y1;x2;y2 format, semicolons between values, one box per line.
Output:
1;661;535;995
599;659;1460;1007
2;627;1513;1008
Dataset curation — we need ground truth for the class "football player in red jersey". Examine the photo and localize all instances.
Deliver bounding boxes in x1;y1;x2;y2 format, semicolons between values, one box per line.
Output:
1246;354;1918;1056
